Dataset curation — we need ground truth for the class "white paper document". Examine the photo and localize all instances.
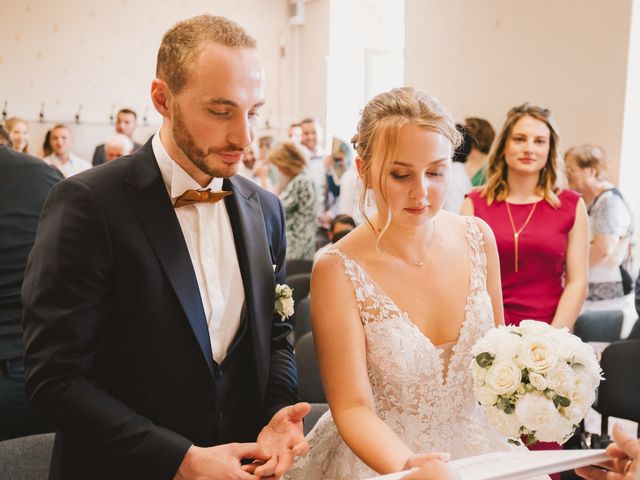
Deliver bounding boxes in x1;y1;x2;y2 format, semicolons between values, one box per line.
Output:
364;449;609;480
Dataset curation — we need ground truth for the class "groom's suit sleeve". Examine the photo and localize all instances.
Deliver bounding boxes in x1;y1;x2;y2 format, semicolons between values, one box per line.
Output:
22;178;192;479
260;193;301;425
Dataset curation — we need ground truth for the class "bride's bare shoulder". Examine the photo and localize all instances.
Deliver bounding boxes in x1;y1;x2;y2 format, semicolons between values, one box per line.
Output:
313;224;372;278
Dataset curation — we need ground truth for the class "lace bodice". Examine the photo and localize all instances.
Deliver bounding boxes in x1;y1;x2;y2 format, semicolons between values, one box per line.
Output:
286;217;516;480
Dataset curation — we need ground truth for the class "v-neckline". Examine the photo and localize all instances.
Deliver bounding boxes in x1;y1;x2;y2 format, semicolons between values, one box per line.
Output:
333;246;477;387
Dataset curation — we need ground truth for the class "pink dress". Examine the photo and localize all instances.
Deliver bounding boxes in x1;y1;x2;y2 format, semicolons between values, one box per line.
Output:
467;189;580;326
468;189;580;479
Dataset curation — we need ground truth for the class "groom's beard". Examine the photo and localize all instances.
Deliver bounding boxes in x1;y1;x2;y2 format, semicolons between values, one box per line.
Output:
172;102;243;179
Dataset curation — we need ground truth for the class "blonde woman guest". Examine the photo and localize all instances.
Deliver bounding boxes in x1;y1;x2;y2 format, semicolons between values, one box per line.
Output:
284;87;538;480
268;142;318;261
5;117;30;154
461;104;589;475
565;145;635;318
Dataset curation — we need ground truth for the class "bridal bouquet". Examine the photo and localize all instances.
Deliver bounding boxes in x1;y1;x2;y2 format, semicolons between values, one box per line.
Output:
470;320;602;445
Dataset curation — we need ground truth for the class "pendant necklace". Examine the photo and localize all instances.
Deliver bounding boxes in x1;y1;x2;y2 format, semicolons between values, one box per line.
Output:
505;201;538;273
380;219;437;267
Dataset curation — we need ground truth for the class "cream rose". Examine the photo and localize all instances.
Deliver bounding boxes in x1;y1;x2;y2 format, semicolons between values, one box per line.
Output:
517;336;559;373
485;360;522;395
528;372;547;391
475;386;498;406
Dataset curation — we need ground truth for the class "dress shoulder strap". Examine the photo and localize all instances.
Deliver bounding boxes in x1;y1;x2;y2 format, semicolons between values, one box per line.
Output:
323;249;370;313
464;217;488;297
324;249;400;324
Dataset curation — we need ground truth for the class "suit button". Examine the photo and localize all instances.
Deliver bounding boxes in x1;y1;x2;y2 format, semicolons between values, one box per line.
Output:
218;411;223;422
216;368;223;379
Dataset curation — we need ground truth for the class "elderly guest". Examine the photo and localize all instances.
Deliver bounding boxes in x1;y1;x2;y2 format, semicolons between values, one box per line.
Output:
565;144;635;317
268;142;318;261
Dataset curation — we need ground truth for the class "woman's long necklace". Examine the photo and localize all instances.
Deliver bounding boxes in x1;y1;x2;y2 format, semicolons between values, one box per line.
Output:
379;219;437;267
505;201;538;273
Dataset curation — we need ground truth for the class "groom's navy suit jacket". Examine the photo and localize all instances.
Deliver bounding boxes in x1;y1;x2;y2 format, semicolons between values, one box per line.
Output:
21;140;299;480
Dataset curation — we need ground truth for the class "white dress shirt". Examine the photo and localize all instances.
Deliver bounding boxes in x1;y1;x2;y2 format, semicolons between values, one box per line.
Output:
152;133;245;364
43;153;92;178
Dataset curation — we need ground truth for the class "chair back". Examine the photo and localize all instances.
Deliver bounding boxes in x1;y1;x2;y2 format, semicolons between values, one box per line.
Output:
0;432;54;479
294;295;312;344
286;259;313;277
596;340;640;439
627;318;640;340
573;310;623;343
287;273;311;308
295;332;326;403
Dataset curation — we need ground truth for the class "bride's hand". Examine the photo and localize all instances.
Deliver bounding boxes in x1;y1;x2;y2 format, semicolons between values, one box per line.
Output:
402;453;458;480
404;452;452;470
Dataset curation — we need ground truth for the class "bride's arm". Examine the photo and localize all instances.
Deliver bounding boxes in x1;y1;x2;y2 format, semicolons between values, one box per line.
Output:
473;218;505;327
311;254;415;473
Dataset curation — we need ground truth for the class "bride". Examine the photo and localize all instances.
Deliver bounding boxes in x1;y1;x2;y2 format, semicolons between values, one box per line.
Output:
285;87;520;479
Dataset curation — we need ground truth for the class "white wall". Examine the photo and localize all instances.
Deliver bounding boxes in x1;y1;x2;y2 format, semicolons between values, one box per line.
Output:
298;0;331;129
619;0;640;233
1;0;294;160
325;0;404;144
405;0;633;185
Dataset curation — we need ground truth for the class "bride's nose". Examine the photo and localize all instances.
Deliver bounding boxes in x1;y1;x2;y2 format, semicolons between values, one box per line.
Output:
409;175;429;200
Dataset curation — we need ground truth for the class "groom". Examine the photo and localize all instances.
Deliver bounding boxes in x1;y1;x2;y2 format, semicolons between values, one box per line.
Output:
22;14;308;480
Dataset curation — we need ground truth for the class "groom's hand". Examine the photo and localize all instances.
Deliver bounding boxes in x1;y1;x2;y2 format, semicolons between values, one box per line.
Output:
254;402;311;478
174;443;269;480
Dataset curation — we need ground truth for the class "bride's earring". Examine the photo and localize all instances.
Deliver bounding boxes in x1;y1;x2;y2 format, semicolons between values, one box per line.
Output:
366;192;372;208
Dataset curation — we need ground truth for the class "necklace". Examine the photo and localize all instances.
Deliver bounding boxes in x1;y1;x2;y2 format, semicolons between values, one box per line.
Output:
379;219;437;267
505;201;538;273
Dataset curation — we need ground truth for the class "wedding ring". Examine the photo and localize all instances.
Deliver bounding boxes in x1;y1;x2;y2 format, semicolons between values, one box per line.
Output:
623;458;634;474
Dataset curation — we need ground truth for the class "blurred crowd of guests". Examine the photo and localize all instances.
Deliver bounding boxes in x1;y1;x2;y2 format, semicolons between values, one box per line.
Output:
1;107;636;313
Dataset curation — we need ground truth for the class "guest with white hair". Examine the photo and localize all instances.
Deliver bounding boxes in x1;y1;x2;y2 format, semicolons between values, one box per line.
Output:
104;133;134;162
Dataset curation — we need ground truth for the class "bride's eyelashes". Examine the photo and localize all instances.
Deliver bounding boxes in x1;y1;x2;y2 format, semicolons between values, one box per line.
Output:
389;169;448;180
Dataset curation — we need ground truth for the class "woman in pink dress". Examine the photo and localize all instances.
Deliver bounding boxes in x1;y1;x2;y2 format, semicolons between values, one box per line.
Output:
461;104;589;478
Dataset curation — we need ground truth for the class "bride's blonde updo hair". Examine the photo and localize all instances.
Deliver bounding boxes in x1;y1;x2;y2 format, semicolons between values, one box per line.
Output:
351;86;461;228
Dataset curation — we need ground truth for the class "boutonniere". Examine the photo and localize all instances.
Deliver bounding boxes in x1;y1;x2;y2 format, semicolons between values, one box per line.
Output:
275;284;295;321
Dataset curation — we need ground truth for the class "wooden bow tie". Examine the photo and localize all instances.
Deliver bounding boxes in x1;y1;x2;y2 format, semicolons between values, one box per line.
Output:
173;189;232;208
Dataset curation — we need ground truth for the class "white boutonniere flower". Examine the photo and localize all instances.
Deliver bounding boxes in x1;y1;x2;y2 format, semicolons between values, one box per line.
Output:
275;284;295;321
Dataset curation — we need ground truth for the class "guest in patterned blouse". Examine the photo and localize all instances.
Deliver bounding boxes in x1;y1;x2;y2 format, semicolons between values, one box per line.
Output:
268;142;318;261
565;144;635;312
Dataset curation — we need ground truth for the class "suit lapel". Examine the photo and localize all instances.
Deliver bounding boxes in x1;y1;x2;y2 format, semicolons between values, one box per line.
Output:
124;144;215;376
224;177;274;398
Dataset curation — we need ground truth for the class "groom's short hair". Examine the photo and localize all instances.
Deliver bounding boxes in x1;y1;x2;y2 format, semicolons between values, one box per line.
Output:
156;14;257;94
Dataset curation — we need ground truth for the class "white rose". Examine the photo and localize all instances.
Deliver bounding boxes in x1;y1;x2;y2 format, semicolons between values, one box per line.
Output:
475;386;498;406
484;407;521;438
569;379;596;415
470;361;488;388
518;336;559;374
549;328;578;361
528;372;548;391
485;360;522;396
514;392;559;432
518;320;553;335
535;415;576;443
471;328;503;357
546;363;576;397
281;296;294;318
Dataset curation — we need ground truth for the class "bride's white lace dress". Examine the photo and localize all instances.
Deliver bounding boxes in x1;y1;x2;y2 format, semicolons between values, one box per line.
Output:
286;218;518;480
